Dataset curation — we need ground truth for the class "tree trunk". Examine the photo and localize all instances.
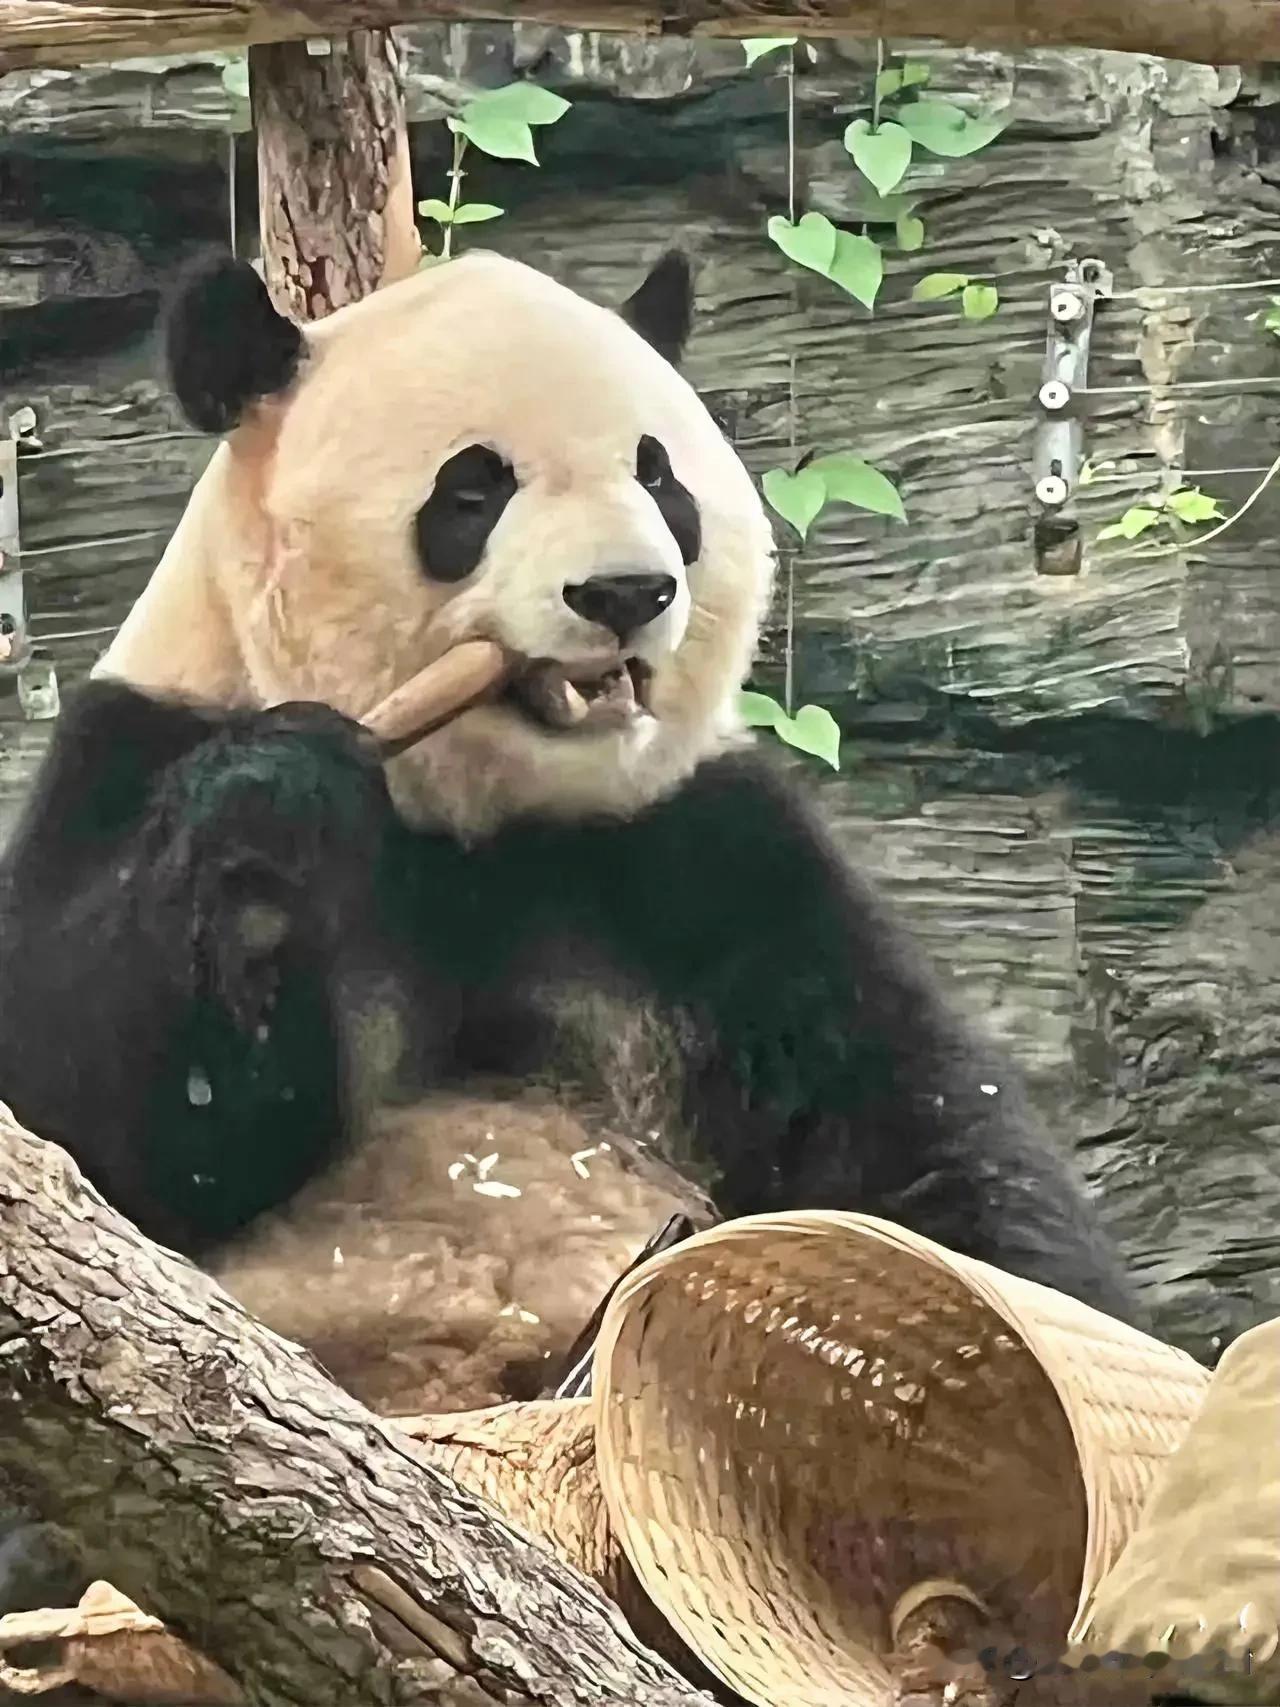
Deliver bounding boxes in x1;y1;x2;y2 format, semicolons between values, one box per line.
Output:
0;1104;706;1707
252;30;420;321
1;0;1276;75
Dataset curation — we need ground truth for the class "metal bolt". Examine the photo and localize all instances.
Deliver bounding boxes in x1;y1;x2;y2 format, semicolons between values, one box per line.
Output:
1051;289;1085;323
1036;474;1069;507
1038;380;1071;412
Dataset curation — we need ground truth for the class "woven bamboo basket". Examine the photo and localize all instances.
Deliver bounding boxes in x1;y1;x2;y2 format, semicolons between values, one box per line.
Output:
1068;1312;1280;1702
408;1210;1210;1707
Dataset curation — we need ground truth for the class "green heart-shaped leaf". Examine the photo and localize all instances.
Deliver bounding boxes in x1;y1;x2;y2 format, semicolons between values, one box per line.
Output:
777;704;842;770
876;60;929;101
417;197;454;225
809;453;906;522
899;99;1004;158
844;119;913;196
762;466;827;540
828;231;883;309
912;271;969;302
743;36;796;66
962;282;1000;321
739;690;785;729
469;83;570;126
452;202;505;225
450;111;538;164
1166;486;1224;525
1097;506;1162;542
895;213;925;252
766;212;838;277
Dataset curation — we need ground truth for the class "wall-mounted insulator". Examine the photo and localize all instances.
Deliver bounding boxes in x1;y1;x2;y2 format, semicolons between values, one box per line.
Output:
1033;258;1112;577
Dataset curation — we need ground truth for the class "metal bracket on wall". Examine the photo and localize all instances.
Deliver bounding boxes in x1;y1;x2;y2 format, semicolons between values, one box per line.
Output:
0;436;27;674
1032;258;1113;576
0;410;59;721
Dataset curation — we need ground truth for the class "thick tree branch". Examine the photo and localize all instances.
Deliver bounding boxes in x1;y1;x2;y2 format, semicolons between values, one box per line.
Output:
0;1104;707;1707
252;30;421;321
0;0;1275;75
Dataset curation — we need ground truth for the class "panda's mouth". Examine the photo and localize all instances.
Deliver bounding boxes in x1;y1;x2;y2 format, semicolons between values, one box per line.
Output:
505;657;654;733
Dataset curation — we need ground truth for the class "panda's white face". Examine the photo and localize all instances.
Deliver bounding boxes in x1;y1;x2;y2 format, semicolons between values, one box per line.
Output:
99;252;776;837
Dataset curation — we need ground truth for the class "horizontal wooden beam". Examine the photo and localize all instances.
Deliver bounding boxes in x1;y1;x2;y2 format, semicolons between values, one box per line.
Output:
1;0;1277;74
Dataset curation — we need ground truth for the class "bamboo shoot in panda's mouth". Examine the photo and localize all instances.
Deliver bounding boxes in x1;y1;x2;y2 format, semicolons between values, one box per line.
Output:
363;640;513;754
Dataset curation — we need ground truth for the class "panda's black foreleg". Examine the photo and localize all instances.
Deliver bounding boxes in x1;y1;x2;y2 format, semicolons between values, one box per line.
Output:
591;751;1141;1324
0;686;397;1254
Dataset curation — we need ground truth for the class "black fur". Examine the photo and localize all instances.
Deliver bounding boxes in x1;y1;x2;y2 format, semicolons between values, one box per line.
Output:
415;444;518;583
166;254;303;434
637;435;701;565
0;682;1137;1318
619;249;695;368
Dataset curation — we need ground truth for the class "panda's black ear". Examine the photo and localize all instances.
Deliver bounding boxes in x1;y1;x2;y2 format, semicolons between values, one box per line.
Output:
165;254;304;435
619;249;694;369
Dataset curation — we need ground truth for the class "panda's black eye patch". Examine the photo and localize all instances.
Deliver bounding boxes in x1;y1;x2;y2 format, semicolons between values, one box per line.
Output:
635;434;701;567
415;444;516;583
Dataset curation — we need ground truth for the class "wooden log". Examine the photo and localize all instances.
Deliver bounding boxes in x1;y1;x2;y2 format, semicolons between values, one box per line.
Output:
0;1102;706;1707
251;29;420;320
0;0;1277;76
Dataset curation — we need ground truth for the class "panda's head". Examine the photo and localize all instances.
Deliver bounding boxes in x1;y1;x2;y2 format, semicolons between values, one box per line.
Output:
97;250;776;837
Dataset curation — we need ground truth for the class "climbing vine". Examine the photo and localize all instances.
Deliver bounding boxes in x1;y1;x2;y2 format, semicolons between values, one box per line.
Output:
740;37;1007;770
1091;303;1280;552
415;83;571;261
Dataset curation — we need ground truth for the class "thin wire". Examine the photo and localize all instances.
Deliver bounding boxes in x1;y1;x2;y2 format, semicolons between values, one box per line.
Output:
785;351;796;720
18;432;206;463
1112;278;1280;300
1080;376;1280;399
228;130;238;258
21;529;166;559
1088;465;1274;483
32;624;119;644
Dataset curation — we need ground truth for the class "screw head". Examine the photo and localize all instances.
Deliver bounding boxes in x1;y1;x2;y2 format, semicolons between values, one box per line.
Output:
1039;379;1071;412
1036;474;1069;507
1051;289;1085;323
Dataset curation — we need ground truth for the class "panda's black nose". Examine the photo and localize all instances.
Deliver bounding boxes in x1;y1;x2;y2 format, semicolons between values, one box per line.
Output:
563;572;677;641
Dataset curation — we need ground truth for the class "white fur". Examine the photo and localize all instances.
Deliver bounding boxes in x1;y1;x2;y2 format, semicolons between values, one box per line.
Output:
98;252;776;838
210;1085;710;1415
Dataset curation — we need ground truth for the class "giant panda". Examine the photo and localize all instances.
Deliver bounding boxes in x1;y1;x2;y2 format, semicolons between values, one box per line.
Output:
0;246;1137;1444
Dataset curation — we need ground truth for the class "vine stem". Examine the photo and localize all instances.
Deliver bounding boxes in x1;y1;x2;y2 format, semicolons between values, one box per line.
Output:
1131;449;1280;559
441;127;467;259
785;44;796;225
784;46;798;717
871;37;885;131
862;38;885;237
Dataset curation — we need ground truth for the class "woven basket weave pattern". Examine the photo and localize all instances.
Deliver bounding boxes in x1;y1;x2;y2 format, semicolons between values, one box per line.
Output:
591;1213;1210;1707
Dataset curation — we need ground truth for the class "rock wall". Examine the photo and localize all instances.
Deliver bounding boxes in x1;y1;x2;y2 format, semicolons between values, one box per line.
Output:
3;25;1280;1360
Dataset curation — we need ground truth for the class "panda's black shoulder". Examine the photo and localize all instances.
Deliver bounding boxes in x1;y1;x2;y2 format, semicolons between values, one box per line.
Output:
3;679;220;862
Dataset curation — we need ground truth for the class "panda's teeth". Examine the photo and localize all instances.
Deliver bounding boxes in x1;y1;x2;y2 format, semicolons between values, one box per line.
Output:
526;669;588;727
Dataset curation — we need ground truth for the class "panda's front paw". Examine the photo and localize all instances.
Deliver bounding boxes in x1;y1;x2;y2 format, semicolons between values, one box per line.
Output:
239;699;382;767
145;705;392;1030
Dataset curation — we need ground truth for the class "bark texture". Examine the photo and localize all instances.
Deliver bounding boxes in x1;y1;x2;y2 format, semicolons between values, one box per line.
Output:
0;0;1276;74
253;30;419;319
0;1104;707;1707
2;27;1280;1369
